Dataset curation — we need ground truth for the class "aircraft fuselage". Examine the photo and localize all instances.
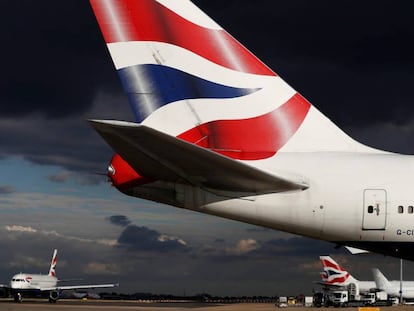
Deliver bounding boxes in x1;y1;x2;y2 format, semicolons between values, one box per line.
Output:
119;152;414;259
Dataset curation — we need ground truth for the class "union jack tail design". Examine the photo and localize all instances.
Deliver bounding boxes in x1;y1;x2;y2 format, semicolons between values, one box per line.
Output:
48;249;58;277
320;271;329;283
319;255;356;286
89;0;372;160
89;0;378;192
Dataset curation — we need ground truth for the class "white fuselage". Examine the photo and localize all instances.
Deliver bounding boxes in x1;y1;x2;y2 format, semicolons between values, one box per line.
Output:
10;273;57;291
252;152;414;242
381;281;414;299
133;152;414;258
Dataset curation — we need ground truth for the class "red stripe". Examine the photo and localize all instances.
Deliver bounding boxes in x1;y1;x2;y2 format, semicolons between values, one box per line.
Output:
178;93;310;160
321;259;345;271
326;273;350;284
90;0;275;76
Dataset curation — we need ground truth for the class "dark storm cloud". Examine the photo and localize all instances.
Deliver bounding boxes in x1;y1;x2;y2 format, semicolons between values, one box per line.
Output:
0;115;109;171
0;1;132;172
117;225;190;253
0;186;15;194
47;171;72;183
201;237;340;262
108;215;131;227
252;237;340;258
47;170;102;186
0;1;120;118
246;227;271;233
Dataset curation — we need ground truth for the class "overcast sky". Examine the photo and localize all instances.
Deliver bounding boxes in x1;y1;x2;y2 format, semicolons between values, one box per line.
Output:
0;0;414;297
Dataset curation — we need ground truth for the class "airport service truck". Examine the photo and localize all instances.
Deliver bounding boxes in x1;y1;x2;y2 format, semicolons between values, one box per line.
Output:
330;290;390;307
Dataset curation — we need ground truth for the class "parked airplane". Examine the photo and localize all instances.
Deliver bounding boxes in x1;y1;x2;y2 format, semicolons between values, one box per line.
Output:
89;0;414;260
373;268;414;299
320;256;375;292
7;249;117;303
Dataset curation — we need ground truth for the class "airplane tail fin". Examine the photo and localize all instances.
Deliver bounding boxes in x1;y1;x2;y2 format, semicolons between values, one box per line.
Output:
89;0;379;162
321;271;329;283
319;255;357;285
48;249;57;277
372;268;392;291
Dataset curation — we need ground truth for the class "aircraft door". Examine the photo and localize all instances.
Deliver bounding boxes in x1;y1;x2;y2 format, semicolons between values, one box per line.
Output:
362;189;387;230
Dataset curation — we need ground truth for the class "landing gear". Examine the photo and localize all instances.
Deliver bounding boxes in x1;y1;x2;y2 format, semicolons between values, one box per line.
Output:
13;292;22;303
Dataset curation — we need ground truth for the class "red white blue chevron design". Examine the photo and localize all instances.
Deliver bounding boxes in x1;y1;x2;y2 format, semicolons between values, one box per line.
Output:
48;249;58;277
320;256;350;285
90;0;311;161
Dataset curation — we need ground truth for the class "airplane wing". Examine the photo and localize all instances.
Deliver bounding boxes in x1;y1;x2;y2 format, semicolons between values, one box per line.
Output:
345;246;370;254
41;283;118;291
89;120;308;193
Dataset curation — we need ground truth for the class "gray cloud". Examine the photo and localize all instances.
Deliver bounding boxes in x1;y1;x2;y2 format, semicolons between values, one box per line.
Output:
47;171;72;183
0;1;118;119
246;227;271;233
108;215;131;227
117;225;190;253
0;186;15;194
47;170;102;186
251;237;338;258
213;238;225;244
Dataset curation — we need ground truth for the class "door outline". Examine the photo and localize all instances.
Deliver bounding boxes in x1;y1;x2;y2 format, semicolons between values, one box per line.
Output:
362;189;387;230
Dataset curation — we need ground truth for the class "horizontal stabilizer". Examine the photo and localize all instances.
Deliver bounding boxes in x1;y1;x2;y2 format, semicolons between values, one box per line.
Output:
314;281;344;288
345;246;370;254
89;120;308;193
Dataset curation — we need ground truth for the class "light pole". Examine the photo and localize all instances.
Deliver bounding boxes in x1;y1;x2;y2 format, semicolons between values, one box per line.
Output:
399;258;403;304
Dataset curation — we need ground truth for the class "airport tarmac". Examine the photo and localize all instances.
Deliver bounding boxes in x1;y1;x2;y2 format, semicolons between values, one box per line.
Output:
1;300;414;311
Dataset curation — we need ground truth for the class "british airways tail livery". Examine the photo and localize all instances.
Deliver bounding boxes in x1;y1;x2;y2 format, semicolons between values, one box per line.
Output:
89;0;414;260
48;249;57;277
320;256;353;286
320;256;375;292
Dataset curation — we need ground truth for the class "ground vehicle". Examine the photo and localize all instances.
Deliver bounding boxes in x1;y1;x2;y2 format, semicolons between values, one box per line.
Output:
277;296;288;307
329;289;390;307
313;292;327;307
305;296;313;307
331;290;349;307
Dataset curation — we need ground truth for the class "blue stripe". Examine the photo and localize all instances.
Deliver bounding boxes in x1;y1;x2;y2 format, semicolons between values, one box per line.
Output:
118;64;260;122
327;270;341;276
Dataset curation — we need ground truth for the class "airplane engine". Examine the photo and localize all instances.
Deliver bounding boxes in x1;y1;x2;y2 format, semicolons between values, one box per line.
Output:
49;290;60;303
